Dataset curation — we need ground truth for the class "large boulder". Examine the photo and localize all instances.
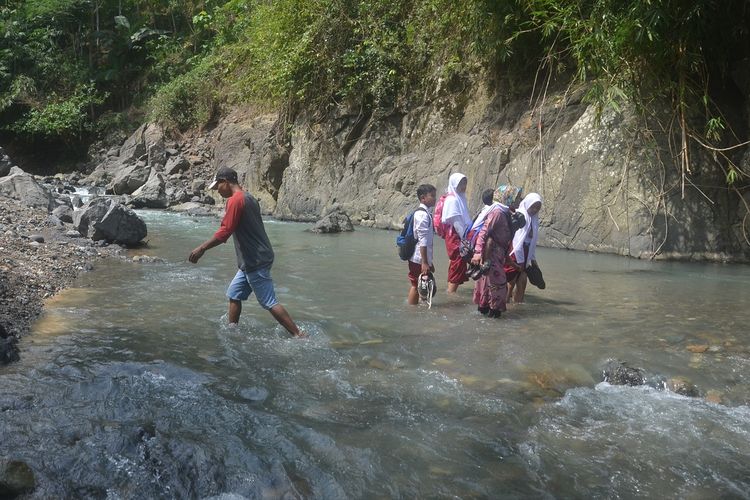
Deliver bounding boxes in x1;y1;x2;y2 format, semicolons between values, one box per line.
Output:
143;122;167;167
118;123;148;164
0;170;54;211
72;197;147;245
311;207;354;233
108;165;151;195
130;170;168;208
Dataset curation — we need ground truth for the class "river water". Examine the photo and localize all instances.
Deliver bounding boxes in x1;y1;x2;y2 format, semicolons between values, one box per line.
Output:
2;210;750;498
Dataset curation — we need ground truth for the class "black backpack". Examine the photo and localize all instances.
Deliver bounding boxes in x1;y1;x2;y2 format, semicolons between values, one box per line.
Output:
396;207;427;260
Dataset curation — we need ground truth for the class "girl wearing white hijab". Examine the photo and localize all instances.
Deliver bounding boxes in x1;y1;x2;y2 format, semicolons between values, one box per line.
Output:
506;192;542;303
441;173;473;292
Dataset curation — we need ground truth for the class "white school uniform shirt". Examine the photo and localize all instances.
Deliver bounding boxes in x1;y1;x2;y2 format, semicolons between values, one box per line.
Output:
409;203;434;265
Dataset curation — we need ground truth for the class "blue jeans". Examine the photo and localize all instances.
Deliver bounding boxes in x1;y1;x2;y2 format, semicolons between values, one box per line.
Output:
226;265;279;310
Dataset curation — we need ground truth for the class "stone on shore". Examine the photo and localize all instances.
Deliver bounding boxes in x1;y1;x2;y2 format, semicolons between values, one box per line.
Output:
72;197;147;245
0;322;19;364
0;170;55;211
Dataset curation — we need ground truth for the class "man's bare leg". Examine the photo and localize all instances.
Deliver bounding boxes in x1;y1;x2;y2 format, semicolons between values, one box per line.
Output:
447;282;460;293
269;304;305;337
408;286;419;305
228;299;242;324
514;273;528;303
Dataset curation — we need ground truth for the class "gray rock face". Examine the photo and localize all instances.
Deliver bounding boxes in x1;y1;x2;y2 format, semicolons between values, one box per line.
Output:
311;208;354;233
86;123;168;188
0;171;54;211
131;170;168;208
210;110;281;213
108;165;151;195
164;155;190;175
72;197;147;245
220;87;746;261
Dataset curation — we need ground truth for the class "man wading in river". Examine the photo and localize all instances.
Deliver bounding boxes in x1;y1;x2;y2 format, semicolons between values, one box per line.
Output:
188;166;305;338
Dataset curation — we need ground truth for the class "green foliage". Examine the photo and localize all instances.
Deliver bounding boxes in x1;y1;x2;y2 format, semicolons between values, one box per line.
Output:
0;0;227;151
2;0;750;187
207;0;529;114
148;59;220;130
9;83;106;140
521;0;750;141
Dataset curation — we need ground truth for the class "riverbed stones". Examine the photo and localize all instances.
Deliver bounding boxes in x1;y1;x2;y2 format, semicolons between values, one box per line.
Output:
667;377;700;397
52;205;74;223
72;197;147;245
686;344;709;353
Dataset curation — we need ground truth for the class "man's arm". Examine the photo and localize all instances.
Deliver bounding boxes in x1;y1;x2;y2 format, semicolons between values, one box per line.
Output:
188;192;244;263
189;235;224;263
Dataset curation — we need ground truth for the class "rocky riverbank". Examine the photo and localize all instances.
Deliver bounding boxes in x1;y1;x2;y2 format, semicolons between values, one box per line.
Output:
0;196;129;363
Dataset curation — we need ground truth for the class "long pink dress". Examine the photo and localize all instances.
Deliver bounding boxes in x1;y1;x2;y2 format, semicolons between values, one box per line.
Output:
472;208;512;312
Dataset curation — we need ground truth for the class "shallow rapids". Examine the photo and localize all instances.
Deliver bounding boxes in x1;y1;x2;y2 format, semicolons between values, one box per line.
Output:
2;209;749;498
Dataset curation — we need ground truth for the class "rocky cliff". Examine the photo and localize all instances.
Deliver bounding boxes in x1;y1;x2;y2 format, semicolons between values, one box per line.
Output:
88;84;750;262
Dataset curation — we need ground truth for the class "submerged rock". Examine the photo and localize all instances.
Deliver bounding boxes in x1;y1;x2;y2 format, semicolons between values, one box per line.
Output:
602;359;646;386
311;208;354;233
667;377;700;397
0;459;36;497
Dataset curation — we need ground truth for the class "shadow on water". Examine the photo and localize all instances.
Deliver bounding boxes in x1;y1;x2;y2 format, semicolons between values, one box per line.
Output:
2;209;749;498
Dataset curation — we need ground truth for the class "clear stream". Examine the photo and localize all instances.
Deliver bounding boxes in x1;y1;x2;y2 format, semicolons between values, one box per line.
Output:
2;210;750;498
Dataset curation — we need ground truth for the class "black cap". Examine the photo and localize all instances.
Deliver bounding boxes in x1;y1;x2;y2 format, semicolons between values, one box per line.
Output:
208;167;239;189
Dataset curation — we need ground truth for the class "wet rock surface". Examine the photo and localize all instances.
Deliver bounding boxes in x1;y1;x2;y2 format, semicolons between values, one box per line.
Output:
602;359;646;386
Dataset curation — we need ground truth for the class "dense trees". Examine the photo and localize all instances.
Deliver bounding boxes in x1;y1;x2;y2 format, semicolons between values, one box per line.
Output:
0;0;213;155
2;0;750;183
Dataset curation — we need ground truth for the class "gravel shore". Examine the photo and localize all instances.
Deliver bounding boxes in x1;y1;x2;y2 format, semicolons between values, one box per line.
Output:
0;197;124;363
